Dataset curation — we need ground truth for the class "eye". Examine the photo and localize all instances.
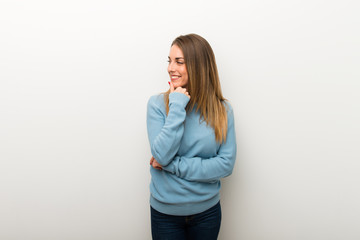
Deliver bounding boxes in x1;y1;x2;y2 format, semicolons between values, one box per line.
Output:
177;61;184;64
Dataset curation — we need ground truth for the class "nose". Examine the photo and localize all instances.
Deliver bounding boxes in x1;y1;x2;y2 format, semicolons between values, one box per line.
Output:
168;61;176;73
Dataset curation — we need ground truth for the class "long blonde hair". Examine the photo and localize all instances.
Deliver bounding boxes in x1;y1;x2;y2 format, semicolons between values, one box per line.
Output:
164;34;228;143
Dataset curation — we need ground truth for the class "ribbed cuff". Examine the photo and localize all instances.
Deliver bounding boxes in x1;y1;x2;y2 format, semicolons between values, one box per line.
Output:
169;92;190;109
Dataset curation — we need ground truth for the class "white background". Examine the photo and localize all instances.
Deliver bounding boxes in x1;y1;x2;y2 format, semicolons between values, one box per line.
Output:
1;0;359;239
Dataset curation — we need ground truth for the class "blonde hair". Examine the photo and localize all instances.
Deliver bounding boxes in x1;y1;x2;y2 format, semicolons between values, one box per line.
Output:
164;34;228;143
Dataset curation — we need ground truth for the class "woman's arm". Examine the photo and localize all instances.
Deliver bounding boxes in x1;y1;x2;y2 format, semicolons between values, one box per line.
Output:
147;91;190;166
162;106;237;182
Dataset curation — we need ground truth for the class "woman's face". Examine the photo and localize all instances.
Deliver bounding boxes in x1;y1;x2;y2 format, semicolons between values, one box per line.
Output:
168;44;188;88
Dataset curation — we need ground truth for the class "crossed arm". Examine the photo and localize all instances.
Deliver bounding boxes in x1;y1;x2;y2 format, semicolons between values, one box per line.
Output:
147;89;236;183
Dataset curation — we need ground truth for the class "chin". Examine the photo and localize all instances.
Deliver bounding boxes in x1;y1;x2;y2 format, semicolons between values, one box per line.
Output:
172;82;185;88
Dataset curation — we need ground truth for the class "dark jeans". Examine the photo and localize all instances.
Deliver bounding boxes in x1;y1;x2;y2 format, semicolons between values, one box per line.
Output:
151;202;221;240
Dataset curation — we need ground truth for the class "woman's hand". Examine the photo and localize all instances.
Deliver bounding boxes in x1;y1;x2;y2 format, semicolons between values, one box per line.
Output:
150;156;163;170
169;81;190;99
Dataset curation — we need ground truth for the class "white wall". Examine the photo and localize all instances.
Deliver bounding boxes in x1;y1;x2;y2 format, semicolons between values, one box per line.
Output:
1;0;359;239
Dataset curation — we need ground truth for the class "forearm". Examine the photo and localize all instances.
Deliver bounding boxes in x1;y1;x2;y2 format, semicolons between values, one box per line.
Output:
162;153;236;182
149;108;186;166
162;104;237;181
147;92;190;166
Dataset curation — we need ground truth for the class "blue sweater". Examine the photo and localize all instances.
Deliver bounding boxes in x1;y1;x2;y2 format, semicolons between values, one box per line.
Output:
146;92;237;216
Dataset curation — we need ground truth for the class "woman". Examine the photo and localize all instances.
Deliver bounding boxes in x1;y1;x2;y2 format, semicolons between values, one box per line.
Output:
147;33;237;240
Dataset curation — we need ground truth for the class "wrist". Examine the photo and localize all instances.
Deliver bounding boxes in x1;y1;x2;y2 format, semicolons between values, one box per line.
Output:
169;92;190;108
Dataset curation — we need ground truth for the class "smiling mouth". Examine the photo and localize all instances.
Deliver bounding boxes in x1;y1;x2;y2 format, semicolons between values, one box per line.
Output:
171;75;181;80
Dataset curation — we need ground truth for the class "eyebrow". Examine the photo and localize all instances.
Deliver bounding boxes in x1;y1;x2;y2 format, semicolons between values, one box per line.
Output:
168;56;184;60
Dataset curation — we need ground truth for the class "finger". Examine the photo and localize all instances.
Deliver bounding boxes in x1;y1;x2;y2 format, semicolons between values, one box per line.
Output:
169;81;175;93
152;159;162;168
150;156;154;165
153;159;160;166
154;162;162;170
175;87;186;94
152;162;162;170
